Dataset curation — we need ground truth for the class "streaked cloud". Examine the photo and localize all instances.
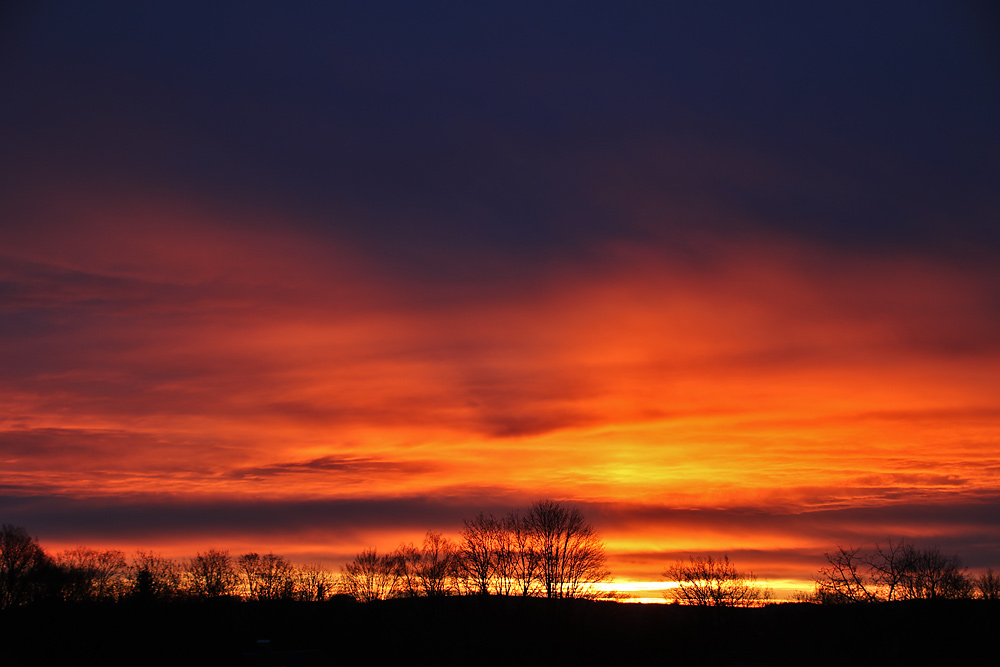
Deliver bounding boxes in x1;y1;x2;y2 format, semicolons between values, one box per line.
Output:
1;1;998;593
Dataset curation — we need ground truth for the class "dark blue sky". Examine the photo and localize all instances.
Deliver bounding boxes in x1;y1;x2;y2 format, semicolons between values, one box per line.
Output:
4;1;998;277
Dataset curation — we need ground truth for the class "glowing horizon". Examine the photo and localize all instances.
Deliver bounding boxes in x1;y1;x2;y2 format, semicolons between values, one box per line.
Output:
4;200;998;596
2;1;998;603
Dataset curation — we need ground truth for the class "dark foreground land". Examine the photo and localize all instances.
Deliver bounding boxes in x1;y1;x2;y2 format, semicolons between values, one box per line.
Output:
1;597;996;666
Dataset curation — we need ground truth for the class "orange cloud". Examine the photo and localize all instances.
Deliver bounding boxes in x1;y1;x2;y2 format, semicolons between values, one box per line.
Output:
3;192;999;591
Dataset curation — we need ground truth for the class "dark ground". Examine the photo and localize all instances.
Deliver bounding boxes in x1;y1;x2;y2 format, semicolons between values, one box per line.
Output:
1;597;995;666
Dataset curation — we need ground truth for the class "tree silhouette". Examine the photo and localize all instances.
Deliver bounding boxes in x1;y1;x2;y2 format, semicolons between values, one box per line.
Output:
815;539;974;602
0;525;47;609
395;542;421;597
187;549;237;597
456;501;608;598
411;531;459;596
663;554;771;607
57;547;128;601
293;562;334;601
238;552;295;600
130;550;181;600
898;545;972;600
815;545;880;603
458;511;530;596
458;512;499;595
976;567;1000;601
396;536;451;597
340;548;402;601
507;510;541;596
525;500;610;599
864;539;911;601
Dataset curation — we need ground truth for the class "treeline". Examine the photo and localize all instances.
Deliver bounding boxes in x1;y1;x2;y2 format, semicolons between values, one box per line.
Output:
7;509;1000;610
665;540;1000;607
811;538;1000;602
341;499;610;601
0;500;611;609
0;527;336;608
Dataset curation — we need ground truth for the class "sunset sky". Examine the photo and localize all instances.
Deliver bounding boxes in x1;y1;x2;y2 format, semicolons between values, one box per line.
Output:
2;1;999;599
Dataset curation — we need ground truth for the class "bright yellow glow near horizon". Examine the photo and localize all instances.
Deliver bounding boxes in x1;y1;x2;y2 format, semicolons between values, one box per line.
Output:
4;207;1000;589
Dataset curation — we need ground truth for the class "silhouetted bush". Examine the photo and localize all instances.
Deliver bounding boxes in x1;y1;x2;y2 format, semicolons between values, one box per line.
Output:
662;554;771;606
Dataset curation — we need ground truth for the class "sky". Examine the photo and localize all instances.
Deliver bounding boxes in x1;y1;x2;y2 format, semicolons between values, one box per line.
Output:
2;1;999;599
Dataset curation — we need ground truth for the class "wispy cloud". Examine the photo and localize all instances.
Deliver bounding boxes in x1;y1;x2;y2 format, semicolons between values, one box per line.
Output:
1;2;998;587
229;455;439;479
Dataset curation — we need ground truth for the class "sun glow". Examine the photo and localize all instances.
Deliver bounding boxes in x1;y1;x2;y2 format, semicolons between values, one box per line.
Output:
3;197;999;587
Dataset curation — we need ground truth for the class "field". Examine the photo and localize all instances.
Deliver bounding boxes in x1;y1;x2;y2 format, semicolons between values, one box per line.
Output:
2;597;996;666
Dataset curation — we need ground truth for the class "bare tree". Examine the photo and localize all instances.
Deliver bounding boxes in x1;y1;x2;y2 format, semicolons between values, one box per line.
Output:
394;542;422;597
130;550;182;600
412;531;459;596
458;512;501;595
457;512;526;596
865;539;913;601
814;545;879;603
187;549;237;598
506;510;540;596
976;568;1000;601
816;539;922;602
663;555;771;607
57;547;128;601
457;502;605;598
899;546;972;600
815;539;974;602
293;562;334;601
525;500;610;599
238;552;295;600
339;548;402;601
237;553;262;599
0;525;47;609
